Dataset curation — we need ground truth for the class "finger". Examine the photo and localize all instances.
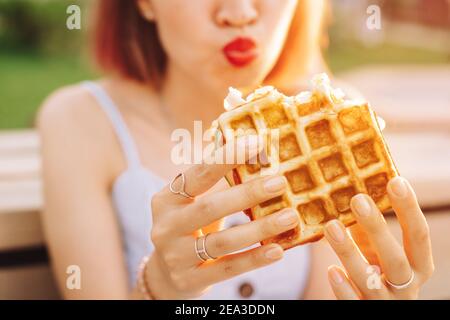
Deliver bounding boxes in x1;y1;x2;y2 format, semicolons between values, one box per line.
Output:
195;244;284;287
387;177;434;279
163;135;263;204
324;219;389;299
348;224;379;265
177;175;288;233
175;208;296;266
205;208;299;258
328;266;360;300
350;194;412;287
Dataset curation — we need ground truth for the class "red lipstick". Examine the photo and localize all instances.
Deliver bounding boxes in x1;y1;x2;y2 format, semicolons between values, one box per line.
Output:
223;37;257;67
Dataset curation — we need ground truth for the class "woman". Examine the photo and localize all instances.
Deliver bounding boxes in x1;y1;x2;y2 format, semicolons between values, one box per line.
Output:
37;0;433;299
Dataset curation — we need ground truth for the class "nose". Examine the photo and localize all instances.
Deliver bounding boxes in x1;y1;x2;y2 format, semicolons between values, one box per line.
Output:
215;0;258;28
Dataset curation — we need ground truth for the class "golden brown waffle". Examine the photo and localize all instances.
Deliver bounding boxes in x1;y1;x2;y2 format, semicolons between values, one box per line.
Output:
215;75;399;249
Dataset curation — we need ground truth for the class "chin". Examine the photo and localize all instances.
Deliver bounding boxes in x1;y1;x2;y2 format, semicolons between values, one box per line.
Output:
221;65;268;91
198;59;270;96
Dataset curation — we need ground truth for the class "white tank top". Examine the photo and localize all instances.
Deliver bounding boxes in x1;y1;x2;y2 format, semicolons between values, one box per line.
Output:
83;81;312;299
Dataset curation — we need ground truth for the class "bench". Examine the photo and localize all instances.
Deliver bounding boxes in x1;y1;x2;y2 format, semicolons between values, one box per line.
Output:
0;130;59;299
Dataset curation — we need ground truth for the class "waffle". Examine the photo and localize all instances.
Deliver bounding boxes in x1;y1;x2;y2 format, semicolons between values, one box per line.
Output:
214;74;399;249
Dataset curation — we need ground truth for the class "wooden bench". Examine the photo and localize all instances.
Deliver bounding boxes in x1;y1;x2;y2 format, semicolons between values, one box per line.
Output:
0;130;59;299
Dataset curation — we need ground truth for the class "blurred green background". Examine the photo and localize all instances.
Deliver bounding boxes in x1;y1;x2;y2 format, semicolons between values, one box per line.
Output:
0;0;93;129
0;0;448;128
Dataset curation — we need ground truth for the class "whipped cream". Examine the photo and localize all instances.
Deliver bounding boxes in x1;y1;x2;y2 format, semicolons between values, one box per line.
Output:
246;86;274;103
294;91;313;105
224;87;246;111
311;73;345;104
222;75;387;131
377;116;386;131
224;86;276;111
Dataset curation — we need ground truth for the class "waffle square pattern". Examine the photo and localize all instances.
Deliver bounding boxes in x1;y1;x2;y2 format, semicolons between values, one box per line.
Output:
216;74;398;249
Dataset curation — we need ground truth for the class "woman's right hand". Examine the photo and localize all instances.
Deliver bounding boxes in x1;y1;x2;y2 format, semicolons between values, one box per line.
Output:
147;138;299;299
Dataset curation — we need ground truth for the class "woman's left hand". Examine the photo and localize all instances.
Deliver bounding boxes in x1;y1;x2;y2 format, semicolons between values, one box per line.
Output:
324;176;434;300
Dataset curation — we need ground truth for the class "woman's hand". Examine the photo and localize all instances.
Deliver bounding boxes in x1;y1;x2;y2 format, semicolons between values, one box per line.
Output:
324;177;434;300
147;138;299;299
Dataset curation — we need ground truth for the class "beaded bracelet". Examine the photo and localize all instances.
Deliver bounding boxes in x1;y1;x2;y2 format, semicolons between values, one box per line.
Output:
137;255;154;300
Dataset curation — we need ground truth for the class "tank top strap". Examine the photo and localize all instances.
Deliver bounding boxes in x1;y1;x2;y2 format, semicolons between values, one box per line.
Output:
82;81;141;168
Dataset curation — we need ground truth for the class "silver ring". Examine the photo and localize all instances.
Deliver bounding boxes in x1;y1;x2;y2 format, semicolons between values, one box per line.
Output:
202;234;216;260
194;234;216;262
169;173;195;199
194;235;207;262
384;270;415;290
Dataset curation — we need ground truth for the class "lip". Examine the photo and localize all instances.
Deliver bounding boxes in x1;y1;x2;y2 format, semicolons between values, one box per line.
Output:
222;37;257;67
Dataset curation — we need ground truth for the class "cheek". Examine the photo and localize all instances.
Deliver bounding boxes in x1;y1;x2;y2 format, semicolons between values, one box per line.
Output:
258;0;298;50
155;2;214;67
247;0;297;80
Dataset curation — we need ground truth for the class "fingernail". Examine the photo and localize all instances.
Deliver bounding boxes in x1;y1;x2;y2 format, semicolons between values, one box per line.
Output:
389;177;408;198
264;176;286;193
326;220;345;243
276;210;298;226
328;267;344;284
264;246;283;260
352;194;372;217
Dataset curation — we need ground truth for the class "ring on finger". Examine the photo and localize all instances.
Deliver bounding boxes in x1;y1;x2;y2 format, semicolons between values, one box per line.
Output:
384;269;415;290
170;173;195;199
195;234;217;263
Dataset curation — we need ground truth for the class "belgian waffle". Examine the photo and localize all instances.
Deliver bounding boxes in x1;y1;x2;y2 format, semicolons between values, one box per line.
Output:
215;74;398;249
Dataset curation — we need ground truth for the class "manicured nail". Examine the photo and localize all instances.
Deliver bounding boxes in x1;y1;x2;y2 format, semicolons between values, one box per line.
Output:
326;220;345;243
276;210;298;226
264;246;283;260
389;177;408;198
352;194;372;217
264;176;286;193
328;267;344;284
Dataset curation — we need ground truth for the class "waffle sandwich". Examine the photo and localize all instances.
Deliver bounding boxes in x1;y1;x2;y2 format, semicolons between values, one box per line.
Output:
214;74;399;249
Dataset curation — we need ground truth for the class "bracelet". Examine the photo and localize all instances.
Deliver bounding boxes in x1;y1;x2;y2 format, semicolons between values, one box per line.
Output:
137;255;154;300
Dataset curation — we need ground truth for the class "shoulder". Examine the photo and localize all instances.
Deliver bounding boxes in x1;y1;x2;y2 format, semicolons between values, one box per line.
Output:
36;82;103;133
36;82;121;180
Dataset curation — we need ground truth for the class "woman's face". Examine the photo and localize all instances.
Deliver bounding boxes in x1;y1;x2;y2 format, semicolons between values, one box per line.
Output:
143;0;299;94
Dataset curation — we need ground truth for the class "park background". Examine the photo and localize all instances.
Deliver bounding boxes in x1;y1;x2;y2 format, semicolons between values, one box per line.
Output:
0;0;448;128
0;0;449;299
